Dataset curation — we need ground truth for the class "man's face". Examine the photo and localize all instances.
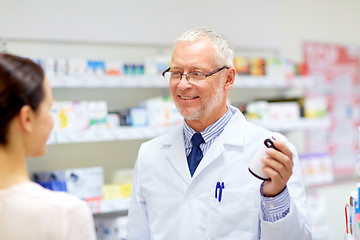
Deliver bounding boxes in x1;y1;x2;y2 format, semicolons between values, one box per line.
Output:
169;38;228;125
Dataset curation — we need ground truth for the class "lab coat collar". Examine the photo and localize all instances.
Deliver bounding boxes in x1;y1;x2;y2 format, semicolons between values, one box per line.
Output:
159;105;247;184
220;105;247;148
159;123;192;184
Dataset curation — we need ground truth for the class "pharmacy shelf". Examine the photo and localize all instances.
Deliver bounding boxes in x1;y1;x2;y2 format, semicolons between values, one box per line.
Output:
47;118;329;144
233;76;312;88
92;198;130;217
50;74;167;88
251;117;331;132
50;75;312;89
47;125;177;144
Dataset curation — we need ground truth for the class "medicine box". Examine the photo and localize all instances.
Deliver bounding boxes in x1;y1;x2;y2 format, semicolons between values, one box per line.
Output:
32;166;104;200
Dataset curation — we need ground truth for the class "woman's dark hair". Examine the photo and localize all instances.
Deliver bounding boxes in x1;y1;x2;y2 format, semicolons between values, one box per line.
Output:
0;53;45;145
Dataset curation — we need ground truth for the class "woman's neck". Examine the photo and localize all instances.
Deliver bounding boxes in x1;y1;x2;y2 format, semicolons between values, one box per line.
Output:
0;145;30;189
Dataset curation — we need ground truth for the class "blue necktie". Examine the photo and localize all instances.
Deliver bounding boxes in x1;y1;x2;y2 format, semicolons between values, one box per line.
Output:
187;132;204;177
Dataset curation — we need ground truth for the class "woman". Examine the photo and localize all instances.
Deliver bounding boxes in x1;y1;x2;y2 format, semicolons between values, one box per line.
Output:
0;53;96;240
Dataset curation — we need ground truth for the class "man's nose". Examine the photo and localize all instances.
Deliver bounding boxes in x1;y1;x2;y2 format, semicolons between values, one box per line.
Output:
177;74;192;89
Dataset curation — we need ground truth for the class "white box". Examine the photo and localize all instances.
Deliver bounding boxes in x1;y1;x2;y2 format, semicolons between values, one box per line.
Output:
268;102;300;122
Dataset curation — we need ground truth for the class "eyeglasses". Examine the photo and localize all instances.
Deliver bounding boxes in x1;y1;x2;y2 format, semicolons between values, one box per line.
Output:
162;66;229;83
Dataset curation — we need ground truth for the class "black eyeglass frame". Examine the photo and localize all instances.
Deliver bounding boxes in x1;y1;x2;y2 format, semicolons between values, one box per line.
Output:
162;66;229;82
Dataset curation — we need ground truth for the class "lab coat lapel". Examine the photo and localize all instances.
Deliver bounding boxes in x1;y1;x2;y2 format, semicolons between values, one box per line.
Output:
192;108;246;178
162;125;192;185
192;138;225;178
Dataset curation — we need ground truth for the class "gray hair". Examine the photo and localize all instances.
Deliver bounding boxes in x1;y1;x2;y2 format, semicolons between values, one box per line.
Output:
174;27;234;67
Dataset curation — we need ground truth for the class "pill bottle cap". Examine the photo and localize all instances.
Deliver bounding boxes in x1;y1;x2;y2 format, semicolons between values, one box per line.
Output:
271;132;288;143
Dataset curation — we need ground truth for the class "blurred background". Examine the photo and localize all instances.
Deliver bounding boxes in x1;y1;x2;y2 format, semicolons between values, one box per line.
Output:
1;0;360;239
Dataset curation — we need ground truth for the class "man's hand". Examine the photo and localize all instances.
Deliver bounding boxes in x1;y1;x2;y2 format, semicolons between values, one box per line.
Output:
262;140;294;197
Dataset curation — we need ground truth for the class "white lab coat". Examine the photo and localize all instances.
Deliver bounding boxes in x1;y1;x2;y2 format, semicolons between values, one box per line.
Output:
127;105;311;240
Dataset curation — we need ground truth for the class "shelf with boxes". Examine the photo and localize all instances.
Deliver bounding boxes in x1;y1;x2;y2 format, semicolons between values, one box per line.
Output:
31;166;132;216
252;117;331;132
47;93;330;145
40;55;317;144
32;53;311;89
47;125;176;144
47;118;330;144
49;75;312;89
12;43;316;161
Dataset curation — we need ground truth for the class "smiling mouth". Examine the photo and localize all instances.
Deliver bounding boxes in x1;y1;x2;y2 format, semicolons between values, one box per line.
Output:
179;96;199;100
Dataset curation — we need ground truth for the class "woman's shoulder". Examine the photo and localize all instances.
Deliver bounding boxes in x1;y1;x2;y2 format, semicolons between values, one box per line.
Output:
0;182;96;240
14;181;90;211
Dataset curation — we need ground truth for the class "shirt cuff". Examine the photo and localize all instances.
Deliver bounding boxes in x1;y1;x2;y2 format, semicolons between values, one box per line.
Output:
260;181;290;222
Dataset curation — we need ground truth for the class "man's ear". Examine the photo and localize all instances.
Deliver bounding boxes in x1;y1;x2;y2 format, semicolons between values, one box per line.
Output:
18;105;33;133
224;67;236;90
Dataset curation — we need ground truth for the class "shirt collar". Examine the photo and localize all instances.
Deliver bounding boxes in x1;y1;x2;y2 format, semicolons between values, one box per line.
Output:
183;106;233;144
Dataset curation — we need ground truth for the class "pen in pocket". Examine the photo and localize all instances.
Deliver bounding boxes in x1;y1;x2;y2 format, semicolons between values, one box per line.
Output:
215;181;225;202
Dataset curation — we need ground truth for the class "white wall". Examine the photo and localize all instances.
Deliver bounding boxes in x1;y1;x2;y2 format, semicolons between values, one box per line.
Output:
0;0;282;49
279;0;360;61
2;0;360;59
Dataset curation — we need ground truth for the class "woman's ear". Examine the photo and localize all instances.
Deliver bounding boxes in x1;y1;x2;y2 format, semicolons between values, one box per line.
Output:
18;105;33;133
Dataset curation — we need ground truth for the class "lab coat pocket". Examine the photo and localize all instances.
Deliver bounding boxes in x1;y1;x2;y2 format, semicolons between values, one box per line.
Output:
206;189;256;240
